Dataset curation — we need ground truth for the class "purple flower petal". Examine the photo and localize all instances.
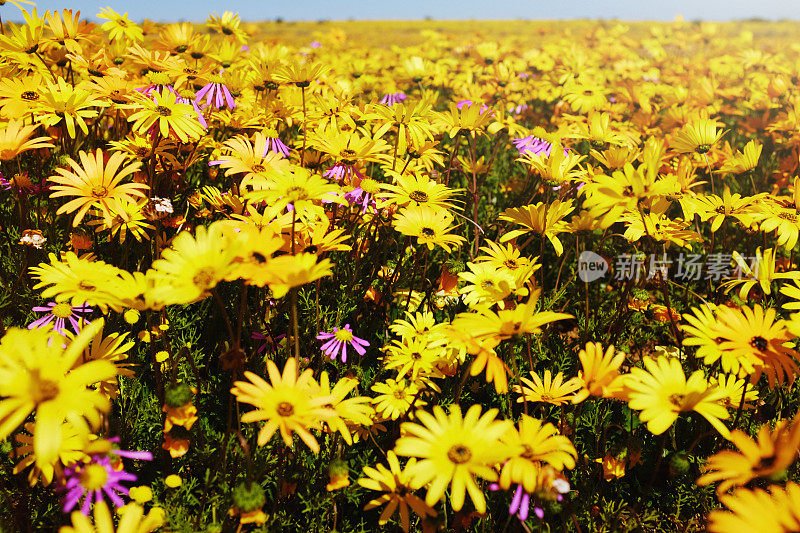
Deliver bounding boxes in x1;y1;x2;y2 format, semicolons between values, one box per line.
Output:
68;315;81;333
509;485;523;515
81;491;94;515
114;450;153;461
104;486;125;508
63;487;84;513
352;342;367;356
520;494;532;520
28;315;55;329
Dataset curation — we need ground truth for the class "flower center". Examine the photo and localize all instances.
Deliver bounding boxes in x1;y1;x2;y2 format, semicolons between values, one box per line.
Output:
276;401;294;417
334;329;354;342
757;454;777;470
109;90;127;104
750;336;768;351
251;164;266;173
393;390;407;399
91;186;108;198
341;149;357;165
21;90;40;101
155;105;172;117
420;227;435;237
360;179;379;194
192;267;216;290
30;370;60;403
481;280;495;290
79;463;109;491
503;259;518;269
285;186;309;202
668;393;686;408
51;302;73;318
520;444;535;460
78;280;96;291
447;445;472;464
695;144;711;154
409;190;429;203
12;173;32;188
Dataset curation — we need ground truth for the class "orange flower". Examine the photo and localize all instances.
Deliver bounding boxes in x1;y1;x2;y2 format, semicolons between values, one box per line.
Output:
162;432;190;458
437;266;459;295
627;296;650;312
228;507;267;525
162;403;198;432
69;231;93;251
326;473;350;492
595;454;626;481
652;304;680;323
364;286;381;303
239;509;267;525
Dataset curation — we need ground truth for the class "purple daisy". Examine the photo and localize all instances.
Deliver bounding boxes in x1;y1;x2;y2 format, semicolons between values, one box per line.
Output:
28;302;92;336
263;136;291;158
251;331;286;356
1;171;47;195
512;136;554;157
324;163;355;181
344;186;377;214
195;78;236;110
380;92;407;106
62;447;152;515
316;324;369;363
456;99;493;115
510;103;528;116
135;83;178;98
489;483;539;521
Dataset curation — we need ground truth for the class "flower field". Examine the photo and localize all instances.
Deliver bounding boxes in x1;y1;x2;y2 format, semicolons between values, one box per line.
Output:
3;4;800;532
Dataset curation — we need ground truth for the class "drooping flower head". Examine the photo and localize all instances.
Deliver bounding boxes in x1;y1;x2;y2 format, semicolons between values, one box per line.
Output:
489;483;536;521
513;136;555;157
262;132;290;158
195;71;236;110
345;181;379;214
380;92;407;106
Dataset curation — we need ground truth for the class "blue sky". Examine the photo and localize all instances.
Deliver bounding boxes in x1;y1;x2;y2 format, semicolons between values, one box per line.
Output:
10;0;800;22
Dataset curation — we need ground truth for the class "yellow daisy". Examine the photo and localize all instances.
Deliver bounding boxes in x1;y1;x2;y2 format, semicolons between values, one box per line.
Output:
394;404;513;513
